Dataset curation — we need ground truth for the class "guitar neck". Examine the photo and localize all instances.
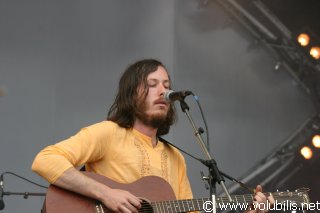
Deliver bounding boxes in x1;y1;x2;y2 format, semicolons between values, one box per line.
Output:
150;195;252;212
148;191;310;213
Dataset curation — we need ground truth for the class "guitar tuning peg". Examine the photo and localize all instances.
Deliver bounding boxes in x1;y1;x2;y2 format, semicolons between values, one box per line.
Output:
287;190;289;192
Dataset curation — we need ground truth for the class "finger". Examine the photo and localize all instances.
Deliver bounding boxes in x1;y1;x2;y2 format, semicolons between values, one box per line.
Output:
126;195;142;209
255;191;266;200
127;196;142;212
128;198;142;209
254;194;264;203
255;185;263;193
267;193;275;205
119;205;132;213
253;200;268;212
252;200;258;208
121;202;139;213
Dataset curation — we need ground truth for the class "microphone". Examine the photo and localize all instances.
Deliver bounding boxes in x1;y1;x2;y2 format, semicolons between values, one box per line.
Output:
164;90;192;102
0;174;4;210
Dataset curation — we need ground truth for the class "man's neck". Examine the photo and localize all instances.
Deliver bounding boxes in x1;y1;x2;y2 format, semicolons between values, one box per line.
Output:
133;119;158;147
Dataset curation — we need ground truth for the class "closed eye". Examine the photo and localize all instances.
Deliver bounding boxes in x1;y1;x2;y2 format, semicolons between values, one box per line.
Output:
147;79;170;89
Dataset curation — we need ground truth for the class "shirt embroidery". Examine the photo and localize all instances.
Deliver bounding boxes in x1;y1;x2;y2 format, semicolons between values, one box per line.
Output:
161;150;168;181
134;139;150;176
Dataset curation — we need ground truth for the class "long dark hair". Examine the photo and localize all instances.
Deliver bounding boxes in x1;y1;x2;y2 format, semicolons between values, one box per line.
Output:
107;59;176;136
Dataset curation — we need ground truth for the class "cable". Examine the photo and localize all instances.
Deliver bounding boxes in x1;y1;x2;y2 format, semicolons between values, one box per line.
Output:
192;94;210;152
1;172;47;189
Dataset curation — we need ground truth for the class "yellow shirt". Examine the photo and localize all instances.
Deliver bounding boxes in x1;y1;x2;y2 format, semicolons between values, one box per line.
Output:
32;121;193;200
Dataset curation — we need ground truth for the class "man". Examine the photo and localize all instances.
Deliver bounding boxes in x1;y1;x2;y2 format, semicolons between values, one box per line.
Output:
32;59;272;213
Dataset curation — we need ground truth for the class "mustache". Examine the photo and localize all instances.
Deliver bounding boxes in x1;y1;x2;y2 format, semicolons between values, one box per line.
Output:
154;98;169;105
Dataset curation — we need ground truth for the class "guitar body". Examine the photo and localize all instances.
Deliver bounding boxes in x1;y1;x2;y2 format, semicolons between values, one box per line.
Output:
43;172;176;213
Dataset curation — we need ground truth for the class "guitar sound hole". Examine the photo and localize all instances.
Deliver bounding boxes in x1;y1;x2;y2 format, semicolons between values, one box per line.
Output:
139;199;153;213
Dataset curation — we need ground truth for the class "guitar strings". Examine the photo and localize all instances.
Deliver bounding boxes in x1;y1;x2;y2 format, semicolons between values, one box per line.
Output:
99;193;307;213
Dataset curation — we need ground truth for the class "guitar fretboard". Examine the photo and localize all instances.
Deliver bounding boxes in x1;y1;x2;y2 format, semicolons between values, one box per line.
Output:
96;192;309;213
149;195;255;212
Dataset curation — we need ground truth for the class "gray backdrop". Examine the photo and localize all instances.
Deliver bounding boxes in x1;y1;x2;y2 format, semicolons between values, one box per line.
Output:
0;1;315;212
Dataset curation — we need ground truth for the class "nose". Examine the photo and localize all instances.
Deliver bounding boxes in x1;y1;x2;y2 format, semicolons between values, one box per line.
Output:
158;83;167;97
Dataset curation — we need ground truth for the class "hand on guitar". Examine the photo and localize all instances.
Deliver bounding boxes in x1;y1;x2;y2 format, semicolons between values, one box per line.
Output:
246;185;275;213
49;168;143;213
102;188;142;213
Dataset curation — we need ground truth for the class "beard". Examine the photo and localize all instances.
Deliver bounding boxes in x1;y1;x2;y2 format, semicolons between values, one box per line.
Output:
135;100;168;129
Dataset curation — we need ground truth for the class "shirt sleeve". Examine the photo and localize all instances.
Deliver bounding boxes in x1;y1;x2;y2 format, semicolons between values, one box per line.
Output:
31;121;115;183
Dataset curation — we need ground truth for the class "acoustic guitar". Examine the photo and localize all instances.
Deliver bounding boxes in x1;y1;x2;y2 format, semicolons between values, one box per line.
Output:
43;172;310;213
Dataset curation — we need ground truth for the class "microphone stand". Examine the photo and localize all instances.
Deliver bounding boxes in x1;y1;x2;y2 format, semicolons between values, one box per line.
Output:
179;99;233;209
0;191;46;211
3;191;45;198
0;172;46;211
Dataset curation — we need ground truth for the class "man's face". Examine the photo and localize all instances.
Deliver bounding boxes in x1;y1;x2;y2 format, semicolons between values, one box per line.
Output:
135;66;170;127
